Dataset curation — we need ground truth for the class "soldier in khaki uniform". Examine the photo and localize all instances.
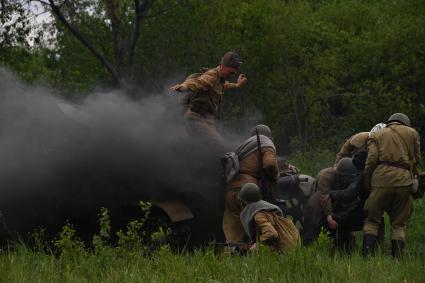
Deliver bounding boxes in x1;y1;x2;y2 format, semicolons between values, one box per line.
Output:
363;113;421;257
302;158;365;250
223;125;279;243
334;132;369;166
170;52;247;146
239;183;300;252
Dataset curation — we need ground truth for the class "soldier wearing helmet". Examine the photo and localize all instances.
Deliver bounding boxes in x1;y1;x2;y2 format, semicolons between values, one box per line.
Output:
223;124;279;243
302;157;365;250
363;113;421;258
170;51;247;146
239;183;300;252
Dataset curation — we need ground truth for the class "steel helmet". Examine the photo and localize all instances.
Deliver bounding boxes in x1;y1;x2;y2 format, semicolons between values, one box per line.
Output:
387;113;410;127
239;183;262;203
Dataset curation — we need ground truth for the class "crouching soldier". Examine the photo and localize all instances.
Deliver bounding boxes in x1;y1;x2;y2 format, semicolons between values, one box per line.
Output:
302;158;365;250
239;183;300;252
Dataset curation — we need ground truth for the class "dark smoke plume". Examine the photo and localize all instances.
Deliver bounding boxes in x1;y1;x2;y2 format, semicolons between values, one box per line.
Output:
0;69;241;241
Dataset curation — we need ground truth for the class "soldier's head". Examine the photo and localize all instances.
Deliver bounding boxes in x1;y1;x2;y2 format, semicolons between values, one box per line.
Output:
387;113;411;127
239;183;262;204
220;51;242;79
335;157;358;185
250;124;272;139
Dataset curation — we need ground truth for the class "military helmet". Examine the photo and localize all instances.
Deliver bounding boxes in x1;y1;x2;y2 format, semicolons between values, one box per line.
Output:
336;157;357;176
239;183;262;203
387;113;410;127
250;124;272;139
221;51;242;70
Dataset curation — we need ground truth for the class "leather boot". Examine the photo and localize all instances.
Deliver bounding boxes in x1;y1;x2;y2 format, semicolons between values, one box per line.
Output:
391;240;405;259
363;234;377;257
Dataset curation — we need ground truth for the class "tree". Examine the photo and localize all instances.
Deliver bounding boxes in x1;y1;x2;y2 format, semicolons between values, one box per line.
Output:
0;0;31;48
31;0;166;89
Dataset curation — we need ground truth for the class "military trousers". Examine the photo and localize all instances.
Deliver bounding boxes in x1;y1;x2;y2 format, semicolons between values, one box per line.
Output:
223;190;246;243
363;186;413;241
184;111;225;148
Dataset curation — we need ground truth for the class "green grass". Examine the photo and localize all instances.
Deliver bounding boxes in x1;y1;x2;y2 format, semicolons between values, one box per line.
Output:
0;199;424;282
0;237;424;283
0;151;424;282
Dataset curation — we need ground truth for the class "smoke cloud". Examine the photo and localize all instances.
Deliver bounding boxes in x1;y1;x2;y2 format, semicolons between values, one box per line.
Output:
0;69;245;242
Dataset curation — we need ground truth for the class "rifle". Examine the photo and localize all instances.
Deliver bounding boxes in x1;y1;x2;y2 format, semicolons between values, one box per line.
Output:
255;129;274;203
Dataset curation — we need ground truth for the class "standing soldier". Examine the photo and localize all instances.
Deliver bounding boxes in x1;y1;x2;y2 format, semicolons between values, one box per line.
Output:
363;113;421;257
223;124;279;243
170;52;247;146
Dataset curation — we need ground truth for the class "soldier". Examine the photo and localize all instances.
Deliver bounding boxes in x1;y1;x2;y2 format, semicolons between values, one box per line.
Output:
170;51;247;146
223;124;279;243
302;158;364;250
239;183;300;252
334;132;369;166
336;123;387;168
363;113;421;258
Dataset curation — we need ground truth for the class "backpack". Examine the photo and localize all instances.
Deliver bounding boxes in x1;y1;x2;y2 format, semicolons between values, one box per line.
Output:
221;152;240;183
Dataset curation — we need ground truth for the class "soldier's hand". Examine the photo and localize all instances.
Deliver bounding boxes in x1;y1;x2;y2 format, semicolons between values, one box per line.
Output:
170;84;187;92
327;215;338;230
236;74;248;88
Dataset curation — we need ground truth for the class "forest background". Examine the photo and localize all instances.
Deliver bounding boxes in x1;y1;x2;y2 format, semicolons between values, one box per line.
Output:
1;1;425;281
2;0;424;159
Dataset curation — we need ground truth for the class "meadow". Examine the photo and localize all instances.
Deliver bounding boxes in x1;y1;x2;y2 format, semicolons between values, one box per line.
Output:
0;151;424;283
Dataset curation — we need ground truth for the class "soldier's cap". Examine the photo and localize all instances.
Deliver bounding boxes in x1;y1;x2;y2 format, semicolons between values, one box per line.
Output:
221;51;242;70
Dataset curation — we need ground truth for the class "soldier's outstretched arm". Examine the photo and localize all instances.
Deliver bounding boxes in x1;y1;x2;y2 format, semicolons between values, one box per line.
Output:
335;138;354;166
330;174;362;202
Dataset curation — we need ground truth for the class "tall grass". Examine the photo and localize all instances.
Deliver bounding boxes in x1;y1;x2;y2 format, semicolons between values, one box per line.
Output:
0;150;424;282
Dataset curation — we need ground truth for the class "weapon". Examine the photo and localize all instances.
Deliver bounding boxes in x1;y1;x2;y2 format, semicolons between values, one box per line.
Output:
255;129;274;203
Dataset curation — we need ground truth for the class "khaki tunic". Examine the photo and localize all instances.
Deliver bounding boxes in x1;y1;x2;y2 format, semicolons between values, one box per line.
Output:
223;147;279;243
254;211;299;251
181;67;238;120
335;132;369;165
313;167;336;218
228;148;279;190
363;122;421;241
364;123;421;187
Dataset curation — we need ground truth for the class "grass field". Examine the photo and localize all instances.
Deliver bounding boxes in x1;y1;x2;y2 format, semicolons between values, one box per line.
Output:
0;151;424;283
0;200;423;283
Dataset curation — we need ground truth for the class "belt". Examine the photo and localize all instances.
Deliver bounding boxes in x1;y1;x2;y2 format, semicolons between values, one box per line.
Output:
378;161;410;170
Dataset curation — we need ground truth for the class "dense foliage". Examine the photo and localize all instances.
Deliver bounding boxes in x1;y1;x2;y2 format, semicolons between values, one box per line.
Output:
1;0;425;153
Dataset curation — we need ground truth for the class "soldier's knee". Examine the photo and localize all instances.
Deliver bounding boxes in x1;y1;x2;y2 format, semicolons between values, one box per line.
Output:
363;222;379;237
